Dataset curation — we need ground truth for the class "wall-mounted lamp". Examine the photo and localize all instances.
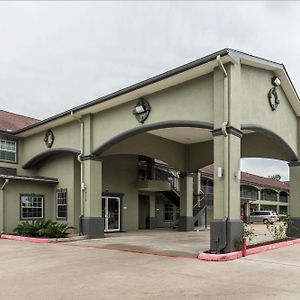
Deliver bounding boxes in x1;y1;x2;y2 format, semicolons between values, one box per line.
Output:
234;170;241;180
134;105;145;114
272;76;281;87
217;167;223;178
81;182;86;190
268;77;281;111
132;98;151;123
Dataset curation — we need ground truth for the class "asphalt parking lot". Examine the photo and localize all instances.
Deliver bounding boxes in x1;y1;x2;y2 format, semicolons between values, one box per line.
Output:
1;236;300;300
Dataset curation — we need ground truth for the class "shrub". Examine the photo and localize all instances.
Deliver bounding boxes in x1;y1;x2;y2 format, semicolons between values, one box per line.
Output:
14;220;52;237
38;222;75;238
266;214;290;240
14;220;74;238
235;223;255;250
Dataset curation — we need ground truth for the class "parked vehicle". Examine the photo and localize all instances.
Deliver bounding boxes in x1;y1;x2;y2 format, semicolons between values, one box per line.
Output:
250;211;279;224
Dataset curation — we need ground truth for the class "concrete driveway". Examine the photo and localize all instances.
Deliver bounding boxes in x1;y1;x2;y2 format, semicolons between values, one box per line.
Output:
70;228;211;258
0;237;300;299
65;224;274;258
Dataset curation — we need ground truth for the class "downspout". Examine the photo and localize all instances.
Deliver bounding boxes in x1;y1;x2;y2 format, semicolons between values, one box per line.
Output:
71;112;85;235
0;179;9;233
217;55;229;252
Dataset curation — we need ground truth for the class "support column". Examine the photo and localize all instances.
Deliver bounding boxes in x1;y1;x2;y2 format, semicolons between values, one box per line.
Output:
193;172;201;196
81;158;104;238
178;173;194;231
210;132;243;253
146;193;157;229
288;164;300;236
210;60;242;252
258;189;261;210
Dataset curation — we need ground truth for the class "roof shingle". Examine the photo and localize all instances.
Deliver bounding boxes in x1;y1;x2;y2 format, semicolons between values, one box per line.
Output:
0;110;39;132
200;164;289;190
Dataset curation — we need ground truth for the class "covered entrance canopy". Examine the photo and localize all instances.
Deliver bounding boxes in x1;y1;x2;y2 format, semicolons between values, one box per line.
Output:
18;48;300;253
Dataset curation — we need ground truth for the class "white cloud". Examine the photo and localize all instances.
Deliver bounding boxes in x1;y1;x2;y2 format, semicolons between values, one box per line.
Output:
241;158;289;181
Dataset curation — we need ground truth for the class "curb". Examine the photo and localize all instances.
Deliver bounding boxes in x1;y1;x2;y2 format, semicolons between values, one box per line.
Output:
0;234;88;244
198;238;300;261
0;234;49;244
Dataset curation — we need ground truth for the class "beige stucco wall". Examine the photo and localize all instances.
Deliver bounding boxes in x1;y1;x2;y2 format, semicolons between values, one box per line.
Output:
20;121;81;168
103;133;186;171
1;180;55;233
240;65;298;155
92;75;214;152
37;154;80;230
102;155;139;231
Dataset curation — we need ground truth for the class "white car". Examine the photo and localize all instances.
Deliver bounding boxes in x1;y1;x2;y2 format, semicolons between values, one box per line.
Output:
250;211;279;224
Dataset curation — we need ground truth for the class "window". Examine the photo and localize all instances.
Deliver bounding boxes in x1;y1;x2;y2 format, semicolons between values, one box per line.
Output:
56;189;67;219
279;192;288;203
0;139;17;163
261;189;277;201
240;185;258;200
164;203;174;221
201;180;213;194
20;194;44;219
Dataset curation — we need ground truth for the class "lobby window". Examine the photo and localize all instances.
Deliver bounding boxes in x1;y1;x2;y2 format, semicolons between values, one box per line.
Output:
164;203;174;221
56;189;67;219
0;139;17;163
20;194;44;219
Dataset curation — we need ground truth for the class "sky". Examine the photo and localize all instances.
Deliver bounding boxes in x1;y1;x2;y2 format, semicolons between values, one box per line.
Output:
0;1;297;180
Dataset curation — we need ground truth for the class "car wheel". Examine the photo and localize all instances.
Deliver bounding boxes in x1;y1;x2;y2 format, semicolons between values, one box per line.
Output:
263;219;269;224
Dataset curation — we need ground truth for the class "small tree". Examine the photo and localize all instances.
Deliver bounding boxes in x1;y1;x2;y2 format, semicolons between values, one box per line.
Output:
269;174;281;181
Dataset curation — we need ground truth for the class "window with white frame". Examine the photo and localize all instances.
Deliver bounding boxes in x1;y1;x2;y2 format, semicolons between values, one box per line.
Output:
56;189;67;219
0;139;17;163
164;203;174;221
20;195;44;219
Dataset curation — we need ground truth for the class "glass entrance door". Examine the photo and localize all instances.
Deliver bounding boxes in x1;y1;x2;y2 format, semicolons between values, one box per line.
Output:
102;196;120;232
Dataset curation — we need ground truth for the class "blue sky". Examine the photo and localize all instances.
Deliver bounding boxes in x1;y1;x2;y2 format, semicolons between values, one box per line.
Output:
0;1;296;180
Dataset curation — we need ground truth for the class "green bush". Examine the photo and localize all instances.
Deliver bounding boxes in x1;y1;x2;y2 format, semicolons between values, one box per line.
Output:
14;220;74;238
38;222;75;238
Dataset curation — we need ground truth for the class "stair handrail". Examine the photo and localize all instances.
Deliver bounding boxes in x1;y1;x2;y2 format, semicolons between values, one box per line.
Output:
193;190;206;209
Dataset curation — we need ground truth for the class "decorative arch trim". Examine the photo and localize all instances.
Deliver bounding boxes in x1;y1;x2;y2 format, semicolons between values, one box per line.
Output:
93;120;214;156
241;124;298;162
23;148;80;169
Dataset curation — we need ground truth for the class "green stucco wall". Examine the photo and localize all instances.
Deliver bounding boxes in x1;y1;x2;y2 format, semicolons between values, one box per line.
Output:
1;180;54;233
102;155;139;231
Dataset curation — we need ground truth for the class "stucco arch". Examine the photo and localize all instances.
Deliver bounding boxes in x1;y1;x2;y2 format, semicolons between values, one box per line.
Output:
241;124;298;162
23;148;80;169
93;120;213;156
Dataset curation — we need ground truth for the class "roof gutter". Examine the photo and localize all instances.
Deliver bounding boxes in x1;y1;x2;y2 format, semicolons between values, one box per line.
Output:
70;112;85;225
216;54;230;253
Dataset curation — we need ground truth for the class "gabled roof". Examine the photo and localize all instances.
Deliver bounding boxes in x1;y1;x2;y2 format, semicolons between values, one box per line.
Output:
0;110;39;132
200;164;289;191
11;48;300;137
